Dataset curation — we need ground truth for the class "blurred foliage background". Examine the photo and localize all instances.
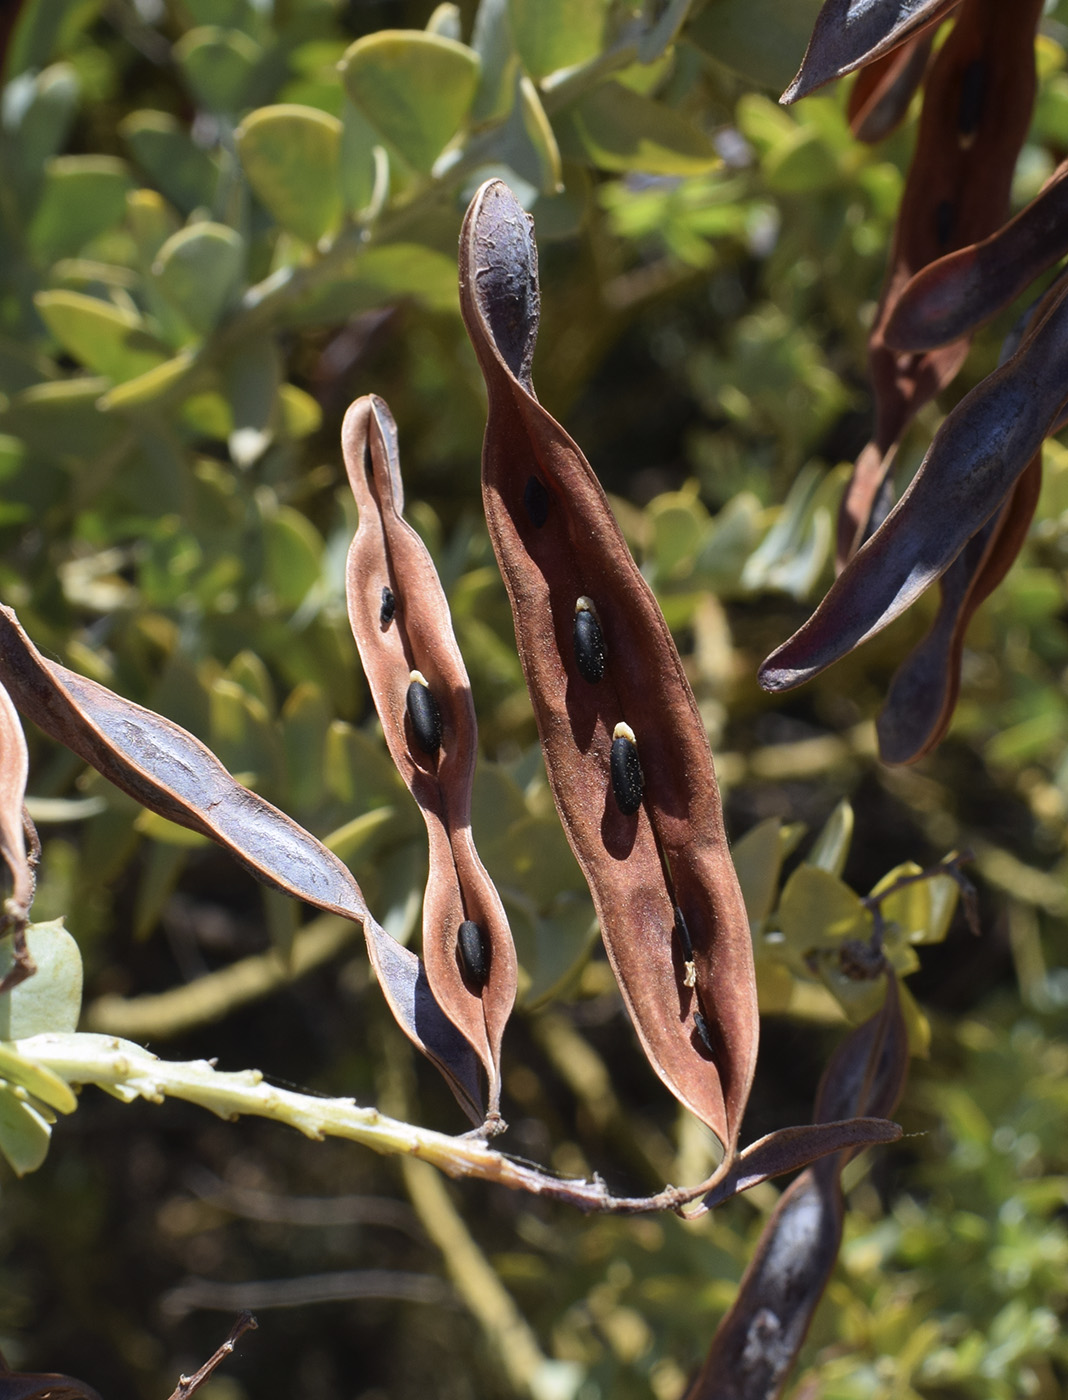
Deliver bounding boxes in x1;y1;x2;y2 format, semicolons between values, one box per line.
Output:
1;0;1068;1397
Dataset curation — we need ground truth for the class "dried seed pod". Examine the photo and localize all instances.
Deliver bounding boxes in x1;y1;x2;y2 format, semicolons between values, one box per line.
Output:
885;160;1068;353
572;597;605;683
688;979;908;1398
760;277;1068;693
837;0;1043;564
457;919;489;988
406;670;443;756
380;586;396;626
784;0;957;104
609;722;643;815
848;33;933;143
0;605;484;1120
460;179;758;1161
343;394;517;1122
876;453;1041;764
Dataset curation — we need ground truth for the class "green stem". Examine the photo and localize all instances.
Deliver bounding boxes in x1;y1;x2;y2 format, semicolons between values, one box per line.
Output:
20;1030;723;1213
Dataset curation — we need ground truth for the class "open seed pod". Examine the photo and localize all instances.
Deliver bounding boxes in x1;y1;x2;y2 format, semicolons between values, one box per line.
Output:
342;394;517;1124
459;179;757;1164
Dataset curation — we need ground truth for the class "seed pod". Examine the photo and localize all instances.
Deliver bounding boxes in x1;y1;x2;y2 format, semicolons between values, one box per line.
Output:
876;453;1041;764
609;722;643;816
885;160;1068;354
848;33;932;144
457;919;489;988
836;0;1043;565
460;179;758;1161
0;605;485;1121
572;598;605;683
784;0;963;104
343;395;517;1122
761;277;1068;693
380;586;396;626
523;475;549;528
406;670;443;756
689;980;909;1398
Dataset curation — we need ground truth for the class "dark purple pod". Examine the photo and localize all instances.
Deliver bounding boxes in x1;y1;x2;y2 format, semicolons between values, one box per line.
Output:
572;597;605;683
406;670;442;756
609;722;643;816
380;586;396;626
457;918;489;988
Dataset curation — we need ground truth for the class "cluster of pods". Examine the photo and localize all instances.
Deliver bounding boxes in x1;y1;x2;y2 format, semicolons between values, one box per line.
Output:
764;0;1065;767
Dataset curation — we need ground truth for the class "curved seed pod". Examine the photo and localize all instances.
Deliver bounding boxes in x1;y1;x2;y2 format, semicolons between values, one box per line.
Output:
783;0;958;105
877;453;1041;764
686;979;908;1399
0;605;483;1121
886;160;1068;352
761;277;1068;693
460;179;757;1158
848;33;933;143
0;680;34;992
342;393;517;1121
838;0;1042;564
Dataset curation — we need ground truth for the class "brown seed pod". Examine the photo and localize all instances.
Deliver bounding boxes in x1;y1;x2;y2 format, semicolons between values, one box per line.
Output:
460;179;757;1159
848;31;933;143
0;605;484;1120
838;0;1043;565
688;977;909;1399
342;394;517;1123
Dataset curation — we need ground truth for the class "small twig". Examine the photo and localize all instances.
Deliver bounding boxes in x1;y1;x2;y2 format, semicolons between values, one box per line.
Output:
860;850;976;947
0;915;34;995
165;1312;257;1400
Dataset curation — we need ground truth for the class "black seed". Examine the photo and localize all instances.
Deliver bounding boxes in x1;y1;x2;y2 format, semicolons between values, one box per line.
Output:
573;598;605;683
935;199;954;248
673;906;693;962
523;475;549;528
458;919;489;988
406;671;442;755
380;587;396;626
694;1010;714;1055
610;722;643;815
958;59;985;139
